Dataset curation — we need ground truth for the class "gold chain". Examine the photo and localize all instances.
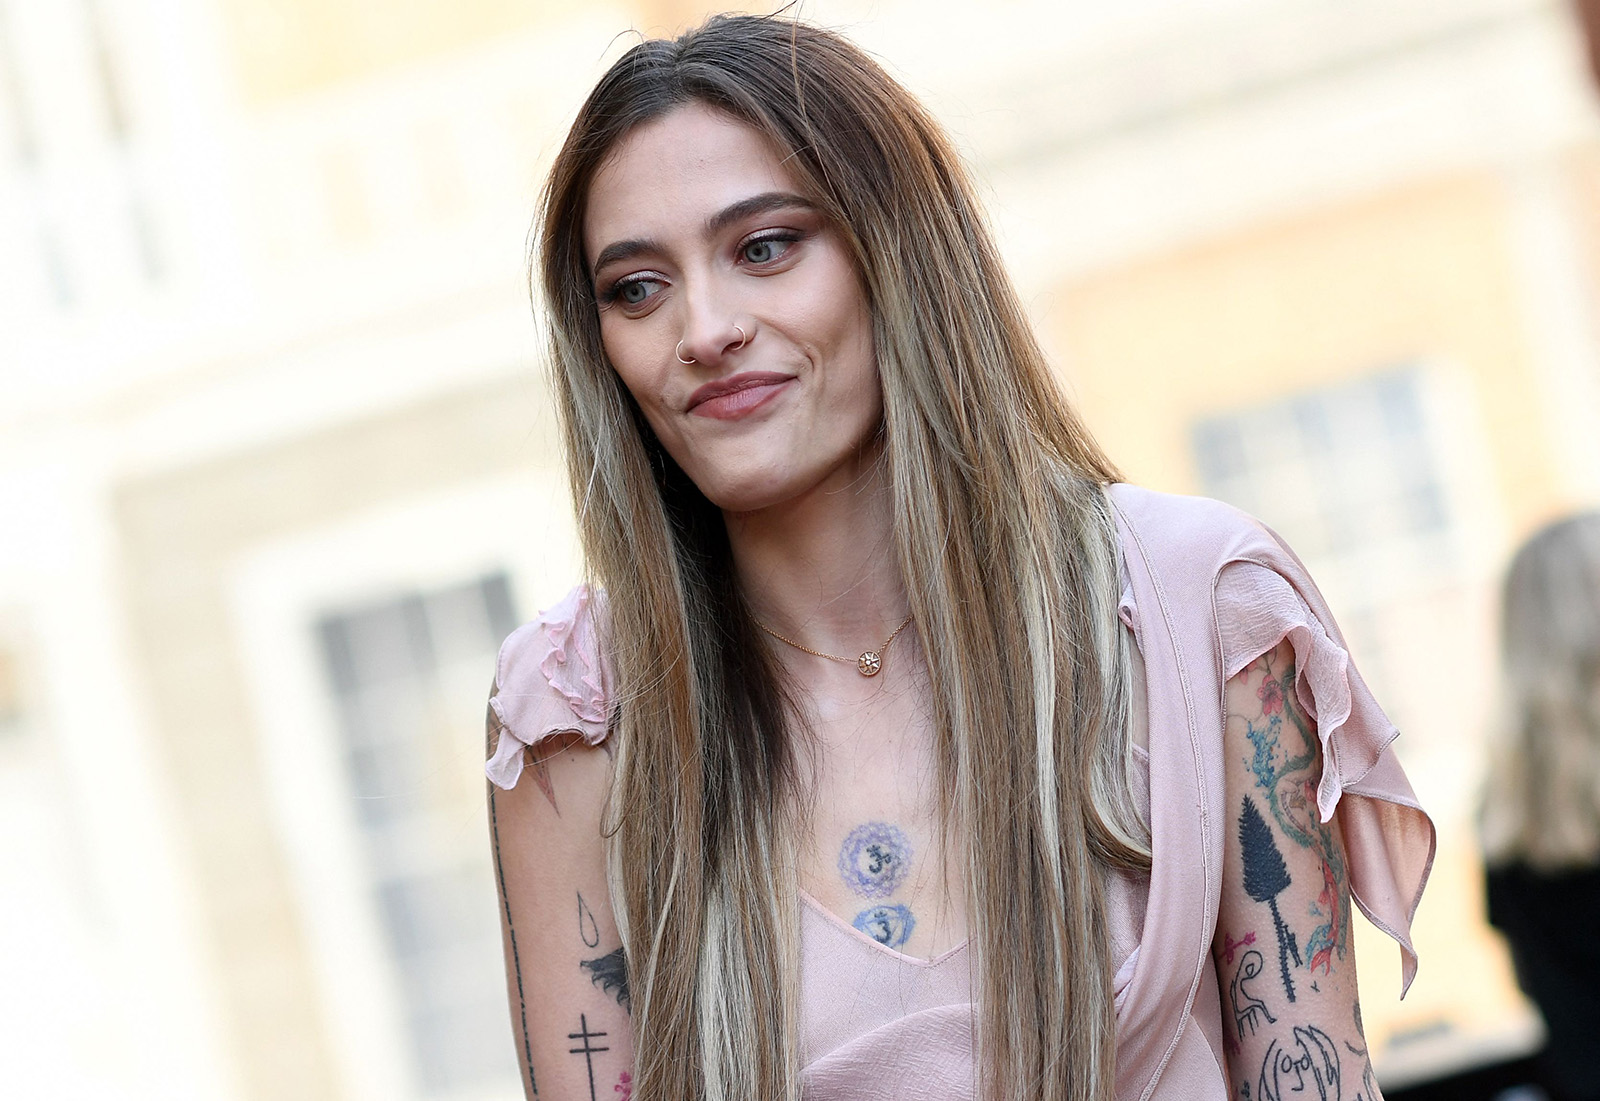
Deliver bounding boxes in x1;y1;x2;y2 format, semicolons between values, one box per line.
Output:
754;613;915;678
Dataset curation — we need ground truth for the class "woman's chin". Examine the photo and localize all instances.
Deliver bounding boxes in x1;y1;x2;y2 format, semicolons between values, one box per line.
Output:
692;468;813;517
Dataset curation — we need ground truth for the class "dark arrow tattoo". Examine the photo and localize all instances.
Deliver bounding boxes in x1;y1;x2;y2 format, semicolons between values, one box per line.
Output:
1240;796;1298;1003
568;1014;610;1101
580;947;631;1013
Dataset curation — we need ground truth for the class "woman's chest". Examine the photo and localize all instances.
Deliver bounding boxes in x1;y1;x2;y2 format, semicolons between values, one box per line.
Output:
793;704;969;962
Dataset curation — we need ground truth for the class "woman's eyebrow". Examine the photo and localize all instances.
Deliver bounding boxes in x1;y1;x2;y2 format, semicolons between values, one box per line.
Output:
592;237;659;276
590;192;815;278
703;191;815;236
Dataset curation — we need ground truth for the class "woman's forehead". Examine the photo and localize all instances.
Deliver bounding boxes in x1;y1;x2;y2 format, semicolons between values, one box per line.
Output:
583;104;802;262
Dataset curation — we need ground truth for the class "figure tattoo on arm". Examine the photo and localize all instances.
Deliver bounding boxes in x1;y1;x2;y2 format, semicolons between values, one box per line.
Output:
1230;948;1278;1039
1242;654;1352;977
1223;931;1257;965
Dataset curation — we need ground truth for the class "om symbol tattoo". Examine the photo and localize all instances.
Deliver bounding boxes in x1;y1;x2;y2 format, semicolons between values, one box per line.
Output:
837;822;913;899
852;904;917;949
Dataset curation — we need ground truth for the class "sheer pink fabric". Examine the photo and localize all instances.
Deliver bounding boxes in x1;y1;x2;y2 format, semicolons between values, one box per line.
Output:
484;484;1436;1099
484;585;609;790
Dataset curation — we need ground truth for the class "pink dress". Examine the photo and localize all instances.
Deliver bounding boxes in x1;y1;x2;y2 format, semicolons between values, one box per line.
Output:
485;484;1436;1100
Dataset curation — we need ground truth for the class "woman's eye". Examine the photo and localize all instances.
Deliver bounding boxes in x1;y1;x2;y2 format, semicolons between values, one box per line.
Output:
741;236;794;265
606;277;662;308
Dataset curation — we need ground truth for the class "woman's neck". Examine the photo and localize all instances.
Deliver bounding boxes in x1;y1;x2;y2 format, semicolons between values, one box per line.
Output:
723;444;908;656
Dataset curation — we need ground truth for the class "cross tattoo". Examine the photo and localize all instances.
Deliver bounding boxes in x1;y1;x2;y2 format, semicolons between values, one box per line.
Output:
568;1013;611;1101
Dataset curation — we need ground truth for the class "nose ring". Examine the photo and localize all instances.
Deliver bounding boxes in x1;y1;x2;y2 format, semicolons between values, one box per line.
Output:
675;341;696;365
732;324;747;350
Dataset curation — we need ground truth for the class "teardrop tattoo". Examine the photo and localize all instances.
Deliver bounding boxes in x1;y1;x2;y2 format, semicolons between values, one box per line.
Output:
577;892;600;948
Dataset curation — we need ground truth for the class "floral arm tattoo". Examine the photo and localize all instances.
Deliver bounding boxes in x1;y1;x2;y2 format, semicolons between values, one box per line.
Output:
1242;651;1352;976
1217;641;1381;1101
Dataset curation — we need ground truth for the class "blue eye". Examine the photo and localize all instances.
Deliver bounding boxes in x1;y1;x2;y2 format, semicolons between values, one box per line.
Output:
605;276;662;308
741;234;797;265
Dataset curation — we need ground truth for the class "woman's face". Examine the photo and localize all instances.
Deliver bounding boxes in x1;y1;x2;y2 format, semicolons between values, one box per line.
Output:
583;102;880;515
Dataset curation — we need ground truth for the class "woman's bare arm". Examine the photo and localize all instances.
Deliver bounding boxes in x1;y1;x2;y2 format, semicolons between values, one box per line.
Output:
488;716;633;1101
1215;638;1380;1101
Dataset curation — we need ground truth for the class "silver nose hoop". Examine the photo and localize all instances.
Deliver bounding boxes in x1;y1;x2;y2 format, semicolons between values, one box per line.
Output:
676;325;747;364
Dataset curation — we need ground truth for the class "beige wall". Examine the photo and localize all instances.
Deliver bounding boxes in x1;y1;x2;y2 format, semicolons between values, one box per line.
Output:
1043;166;1596;1063
217;0;778;106
1052;172;1559;535
111;373;558;1100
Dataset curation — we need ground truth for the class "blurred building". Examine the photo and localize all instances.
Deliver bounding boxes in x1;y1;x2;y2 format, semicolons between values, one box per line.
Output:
1;0;1597;1098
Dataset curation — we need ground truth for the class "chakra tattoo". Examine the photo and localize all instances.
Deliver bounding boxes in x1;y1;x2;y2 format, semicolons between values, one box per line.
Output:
567;1013;610;1101
1243;654;1353;977
580;947;630;1013
837;822;913;899
1230;948;1278;1040
852;904;917;949
1258;1024;1341;1101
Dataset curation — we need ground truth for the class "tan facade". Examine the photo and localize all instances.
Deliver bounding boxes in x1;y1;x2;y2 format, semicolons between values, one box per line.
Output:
113;375;558;1100
5;0;1599;1097
1046;166;1586;1067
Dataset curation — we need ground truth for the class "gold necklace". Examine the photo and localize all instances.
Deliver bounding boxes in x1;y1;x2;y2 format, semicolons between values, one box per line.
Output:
754;613;915;677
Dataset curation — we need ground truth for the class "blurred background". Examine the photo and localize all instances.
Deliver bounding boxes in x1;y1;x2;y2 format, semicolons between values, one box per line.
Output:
2;0;1597;1098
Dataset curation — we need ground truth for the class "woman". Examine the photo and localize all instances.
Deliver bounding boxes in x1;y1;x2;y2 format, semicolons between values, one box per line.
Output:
1482;512;1600;1101
485;15;1435;1101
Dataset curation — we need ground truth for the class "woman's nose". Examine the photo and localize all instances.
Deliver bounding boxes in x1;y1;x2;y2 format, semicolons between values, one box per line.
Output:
675;284;750;365
676;321;749;366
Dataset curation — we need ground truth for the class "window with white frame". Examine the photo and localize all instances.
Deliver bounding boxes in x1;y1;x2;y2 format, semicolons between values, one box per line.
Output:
1191;365;1454;599
316;572;520;1096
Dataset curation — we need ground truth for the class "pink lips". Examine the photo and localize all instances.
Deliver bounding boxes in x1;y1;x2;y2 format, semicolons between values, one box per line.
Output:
685;371;795;419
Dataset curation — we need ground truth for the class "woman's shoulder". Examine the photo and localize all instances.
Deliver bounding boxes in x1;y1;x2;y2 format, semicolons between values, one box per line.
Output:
485;584;612;790
1108;483;1325;627
1108;482;1278;563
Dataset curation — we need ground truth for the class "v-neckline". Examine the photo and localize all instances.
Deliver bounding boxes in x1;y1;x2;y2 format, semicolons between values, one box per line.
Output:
798;888;971;967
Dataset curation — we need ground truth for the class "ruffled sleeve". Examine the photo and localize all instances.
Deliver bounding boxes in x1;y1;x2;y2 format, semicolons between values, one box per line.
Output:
484;584;612;790
1214;557;1436;993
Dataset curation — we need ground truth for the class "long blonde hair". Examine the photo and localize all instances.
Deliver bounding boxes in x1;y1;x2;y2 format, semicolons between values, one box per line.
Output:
1482;511;1600;870
536;15;1149;1100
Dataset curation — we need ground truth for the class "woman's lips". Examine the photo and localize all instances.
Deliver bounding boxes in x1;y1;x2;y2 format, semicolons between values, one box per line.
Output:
686;372;796;419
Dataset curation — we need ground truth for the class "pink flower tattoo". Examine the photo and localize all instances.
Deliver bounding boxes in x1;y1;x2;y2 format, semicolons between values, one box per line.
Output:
1257;675;1284;716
